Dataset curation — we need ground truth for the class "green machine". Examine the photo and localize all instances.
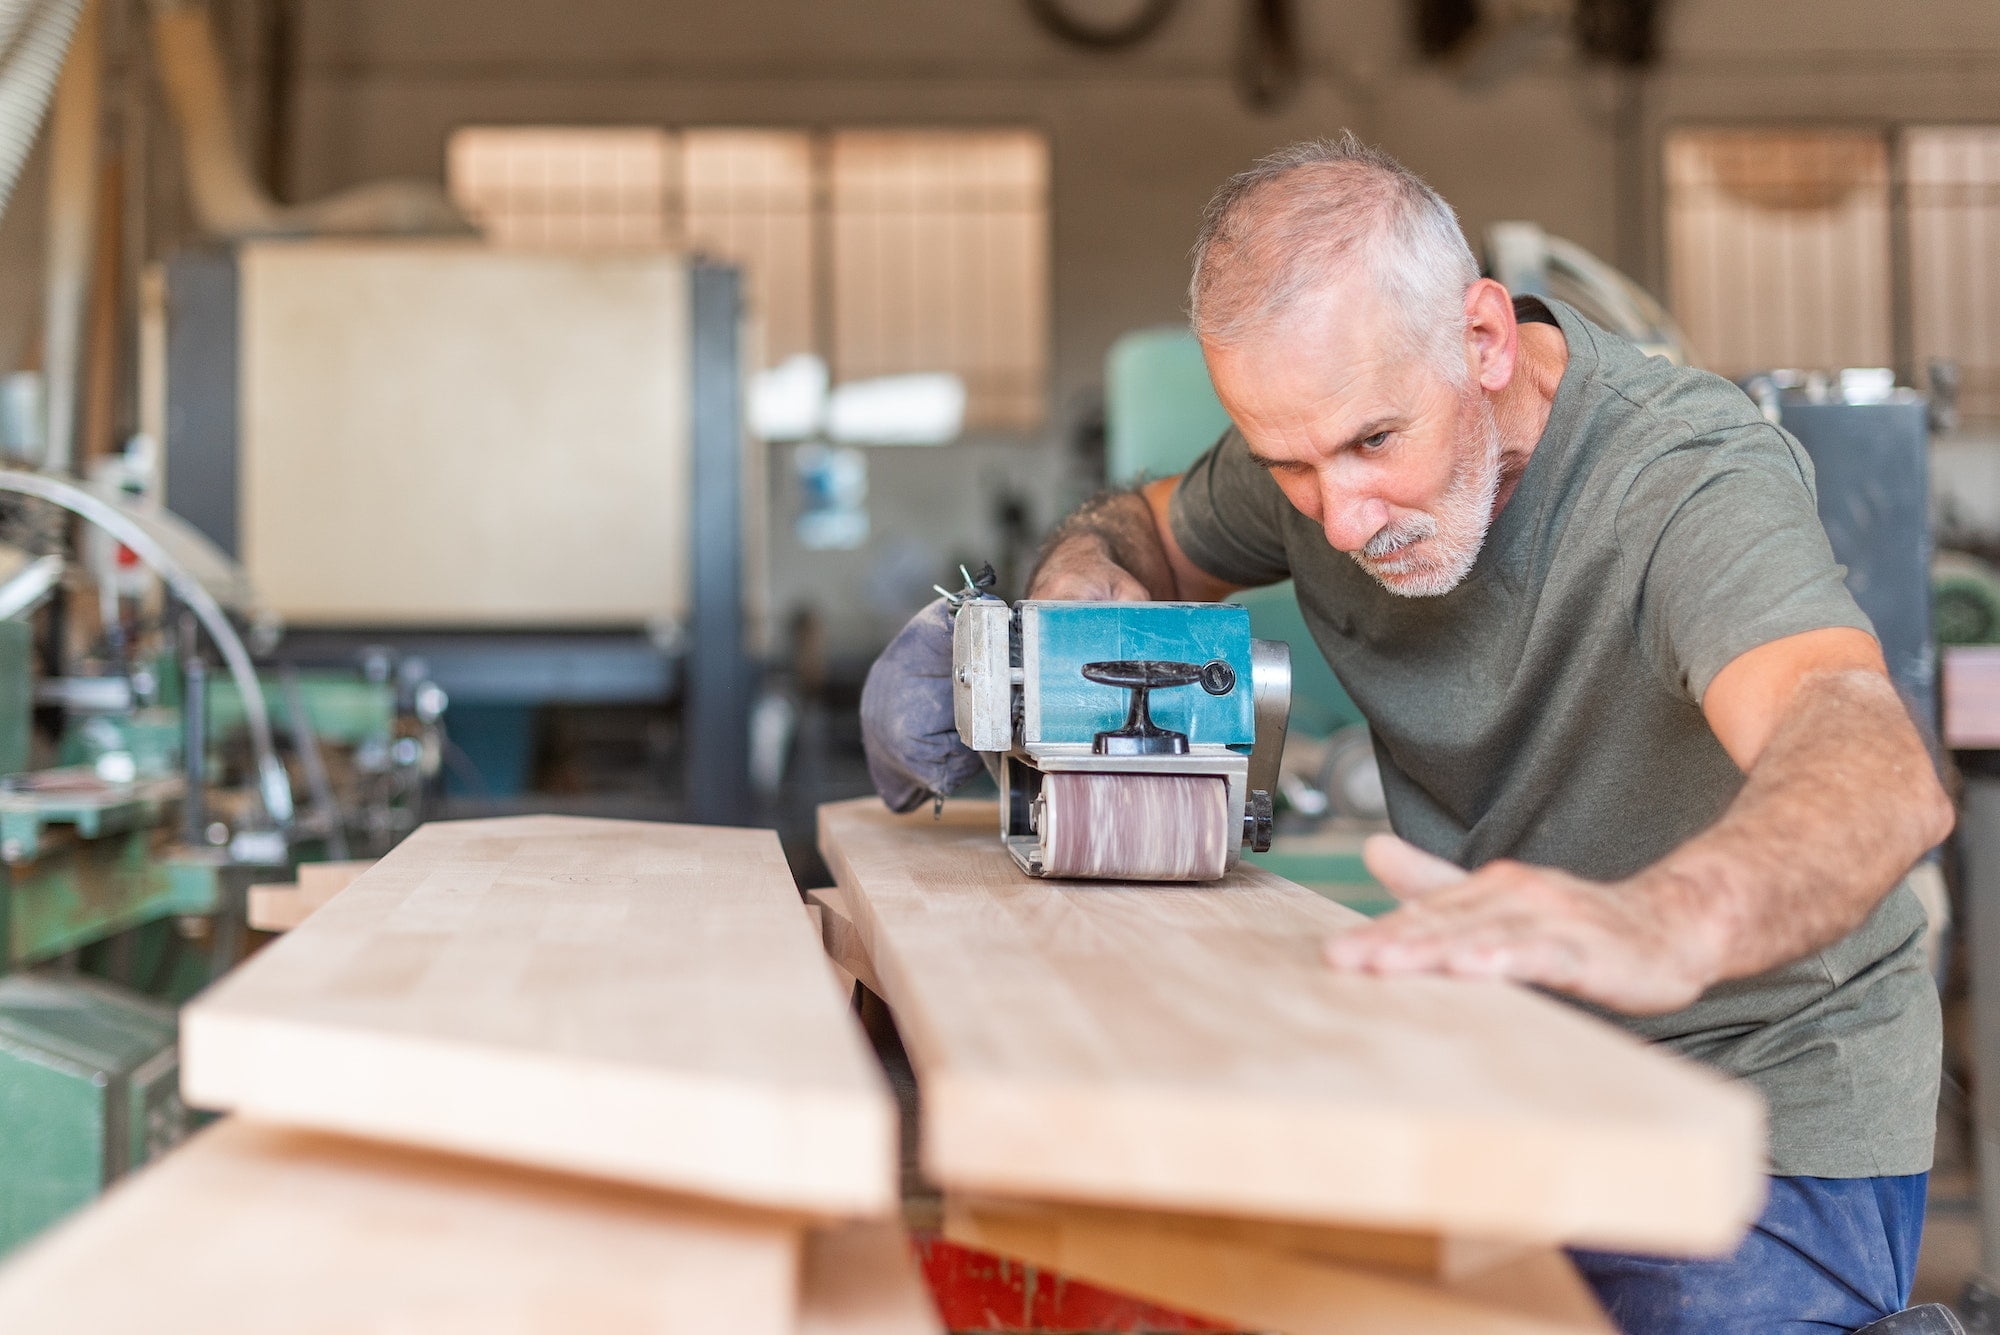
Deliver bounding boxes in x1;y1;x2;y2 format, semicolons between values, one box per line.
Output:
0;469;426;1258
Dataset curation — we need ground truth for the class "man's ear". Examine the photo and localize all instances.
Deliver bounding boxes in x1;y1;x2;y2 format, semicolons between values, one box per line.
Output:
1463;278;1519;393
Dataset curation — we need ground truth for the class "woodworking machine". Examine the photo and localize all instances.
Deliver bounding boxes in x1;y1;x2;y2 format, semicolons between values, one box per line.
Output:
947;569;1289;881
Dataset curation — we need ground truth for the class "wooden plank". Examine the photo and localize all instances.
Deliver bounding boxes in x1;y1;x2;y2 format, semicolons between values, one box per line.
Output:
806;885;883;996
819;798;1764;1253
185;815;896;1216
245;882;304;931
798;1222;943;1335
806;903;859;997
248;862;378;932
297;859;376;897
0;1119;802;1335
948;1195;1532;1283
944;1196;1612;1335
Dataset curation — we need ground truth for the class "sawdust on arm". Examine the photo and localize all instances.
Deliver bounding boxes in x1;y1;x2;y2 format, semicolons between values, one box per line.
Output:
1027;478;1237;602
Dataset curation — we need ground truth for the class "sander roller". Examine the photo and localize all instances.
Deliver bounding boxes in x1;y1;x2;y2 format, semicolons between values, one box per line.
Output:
944;568;1290;882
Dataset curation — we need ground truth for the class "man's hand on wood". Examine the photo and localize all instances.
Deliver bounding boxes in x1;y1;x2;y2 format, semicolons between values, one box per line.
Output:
1322;834;1722;1015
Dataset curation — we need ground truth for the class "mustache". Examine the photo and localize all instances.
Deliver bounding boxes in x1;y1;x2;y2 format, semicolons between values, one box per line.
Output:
1361;514;1439;560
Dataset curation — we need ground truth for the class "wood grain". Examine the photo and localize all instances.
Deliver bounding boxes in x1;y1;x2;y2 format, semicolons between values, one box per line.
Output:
247;861;376;932
948;1195;1534;1282
0;1119;802;1335
798;1222;943;1335
806;885;883;996
819;798;1764;1253
944;1196;1612;1335
185;815;896;1216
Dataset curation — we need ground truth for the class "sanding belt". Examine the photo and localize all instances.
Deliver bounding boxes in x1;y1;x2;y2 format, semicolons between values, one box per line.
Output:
1039;771;1230;881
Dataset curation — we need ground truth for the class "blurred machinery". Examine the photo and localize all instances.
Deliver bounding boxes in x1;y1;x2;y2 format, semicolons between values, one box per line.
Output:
0;464;434;1256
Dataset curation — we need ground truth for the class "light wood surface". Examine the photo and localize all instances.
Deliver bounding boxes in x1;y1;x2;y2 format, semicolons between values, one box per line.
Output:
945;1196;1612;1335
247;860;378;932
237;241;693;626
819;798;1764;1253
245;881;303;931
0;1119;802;1334
185;815;896;1216
798;1222;943;1335
950;1195;1533;1282
806;885;883;996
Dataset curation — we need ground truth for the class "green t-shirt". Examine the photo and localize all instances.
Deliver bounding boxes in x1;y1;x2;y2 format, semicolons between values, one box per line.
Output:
1168;297;1939;1178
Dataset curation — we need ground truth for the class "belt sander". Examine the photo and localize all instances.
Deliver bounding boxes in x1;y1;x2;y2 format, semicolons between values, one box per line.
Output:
948;579;1290;882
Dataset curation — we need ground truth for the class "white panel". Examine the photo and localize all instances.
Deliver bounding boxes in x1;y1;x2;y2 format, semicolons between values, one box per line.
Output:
238;240;690;625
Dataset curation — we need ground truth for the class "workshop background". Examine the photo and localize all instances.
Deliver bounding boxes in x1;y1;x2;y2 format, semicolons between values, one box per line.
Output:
0;0;1997;1329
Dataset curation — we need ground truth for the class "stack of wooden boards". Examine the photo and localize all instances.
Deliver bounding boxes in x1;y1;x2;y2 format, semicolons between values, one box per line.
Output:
0;814;941;1334
816;798;1770;1335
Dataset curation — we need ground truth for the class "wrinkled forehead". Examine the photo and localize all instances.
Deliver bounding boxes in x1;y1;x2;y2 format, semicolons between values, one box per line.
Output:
1202;282;1445;426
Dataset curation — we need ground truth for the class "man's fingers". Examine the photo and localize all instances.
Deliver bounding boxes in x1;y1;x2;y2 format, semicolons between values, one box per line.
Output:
1361;834;1469;900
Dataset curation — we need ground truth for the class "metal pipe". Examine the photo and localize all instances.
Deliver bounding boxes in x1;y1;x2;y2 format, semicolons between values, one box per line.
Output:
40;0;98;473
0;468;292;825
179;611;205;845
0;0;87;228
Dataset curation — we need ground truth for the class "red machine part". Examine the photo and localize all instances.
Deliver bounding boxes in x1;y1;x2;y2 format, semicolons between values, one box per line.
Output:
913;1233;1237;1333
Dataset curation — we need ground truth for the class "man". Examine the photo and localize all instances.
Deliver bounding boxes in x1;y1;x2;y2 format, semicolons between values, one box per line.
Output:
860;137;1956;1334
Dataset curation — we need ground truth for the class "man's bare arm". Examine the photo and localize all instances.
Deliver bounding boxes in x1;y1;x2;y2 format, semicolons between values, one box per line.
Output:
1027;476;1240;601
1642;635;1954;987
1326;630;1954;1014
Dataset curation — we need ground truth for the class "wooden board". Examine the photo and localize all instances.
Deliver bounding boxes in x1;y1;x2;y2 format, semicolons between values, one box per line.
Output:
245;881;303;931
945;1196;1612;1335
799;1222;944;1335
819;799;1764;1253
0;1118;802;1334
185;815;896;1216
249;861;380;932
806;885;883;996
950;1195;1533;1283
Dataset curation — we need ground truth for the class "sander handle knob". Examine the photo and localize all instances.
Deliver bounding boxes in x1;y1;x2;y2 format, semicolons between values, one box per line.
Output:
1081;659;1201;756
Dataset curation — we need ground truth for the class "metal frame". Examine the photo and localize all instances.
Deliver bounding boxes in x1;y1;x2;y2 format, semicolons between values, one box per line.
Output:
683;262;752;826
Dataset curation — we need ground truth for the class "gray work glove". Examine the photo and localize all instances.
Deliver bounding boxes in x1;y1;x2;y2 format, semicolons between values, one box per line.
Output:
861;597;985;813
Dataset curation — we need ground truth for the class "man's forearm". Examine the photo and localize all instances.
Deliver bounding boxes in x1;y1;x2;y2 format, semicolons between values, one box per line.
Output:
1639;669;1954;985
1028;489;1180;600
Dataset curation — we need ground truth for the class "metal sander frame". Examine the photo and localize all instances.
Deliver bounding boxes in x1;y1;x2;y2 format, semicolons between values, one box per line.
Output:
953;595;1290;880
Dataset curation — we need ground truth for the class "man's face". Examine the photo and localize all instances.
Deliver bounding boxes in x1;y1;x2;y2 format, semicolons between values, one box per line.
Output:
1204;281;1502;597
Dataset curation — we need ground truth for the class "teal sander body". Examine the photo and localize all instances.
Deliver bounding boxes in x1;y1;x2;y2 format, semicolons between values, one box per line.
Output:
951;593;1290;881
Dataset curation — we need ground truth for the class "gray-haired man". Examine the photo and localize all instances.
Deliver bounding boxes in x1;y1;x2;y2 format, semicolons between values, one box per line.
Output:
862;137;1955;1334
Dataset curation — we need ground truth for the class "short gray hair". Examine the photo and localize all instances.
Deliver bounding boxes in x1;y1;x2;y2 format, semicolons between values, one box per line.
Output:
1189;135;1480;381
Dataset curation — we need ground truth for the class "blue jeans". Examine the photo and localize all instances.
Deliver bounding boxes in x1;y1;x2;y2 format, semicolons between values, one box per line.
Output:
1570;1173;1928;1334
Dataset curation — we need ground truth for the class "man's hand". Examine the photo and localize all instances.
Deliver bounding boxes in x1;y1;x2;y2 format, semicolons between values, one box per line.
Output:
1025;479;1240;603
1027;535;1154;600
1323;835;1723;1014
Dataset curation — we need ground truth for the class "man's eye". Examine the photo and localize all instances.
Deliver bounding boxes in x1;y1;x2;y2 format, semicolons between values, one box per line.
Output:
1359;432;1390;452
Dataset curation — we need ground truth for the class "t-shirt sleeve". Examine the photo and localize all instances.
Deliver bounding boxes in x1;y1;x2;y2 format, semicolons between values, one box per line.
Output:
1620;424;1875;703
1167;428;1295;588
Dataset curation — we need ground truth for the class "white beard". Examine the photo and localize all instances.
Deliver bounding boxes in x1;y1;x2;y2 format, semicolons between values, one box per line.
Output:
1351;397;1503;598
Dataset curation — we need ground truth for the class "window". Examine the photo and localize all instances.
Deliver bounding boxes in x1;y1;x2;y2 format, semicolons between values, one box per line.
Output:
446;125;1050;430
447;127;676;250
1664;124;2000;426
1664;129;1893;377
1907;128;2000;424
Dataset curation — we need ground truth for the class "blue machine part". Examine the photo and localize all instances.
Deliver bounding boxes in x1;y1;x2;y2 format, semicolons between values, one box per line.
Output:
1023;602;1254;747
